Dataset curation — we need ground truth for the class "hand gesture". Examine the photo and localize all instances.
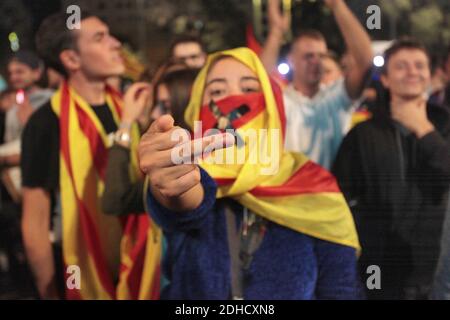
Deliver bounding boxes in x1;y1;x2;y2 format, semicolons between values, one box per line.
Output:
268;0;290;35
139;115;234;210
122;82;152;126
391;96;434;138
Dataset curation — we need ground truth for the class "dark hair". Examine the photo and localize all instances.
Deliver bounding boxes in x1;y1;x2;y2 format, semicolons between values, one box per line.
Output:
292;29;326;45
169;35;206;57
8;50;43;70
35;11;94;77
382;38;430;74
140;59;187;83
154;68;200;130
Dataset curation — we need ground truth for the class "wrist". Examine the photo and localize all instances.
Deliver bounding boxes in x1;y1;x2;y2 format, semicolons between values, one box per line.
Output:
119;120;133;129
114;127;132;148
268;27;285;40
154;182;204;212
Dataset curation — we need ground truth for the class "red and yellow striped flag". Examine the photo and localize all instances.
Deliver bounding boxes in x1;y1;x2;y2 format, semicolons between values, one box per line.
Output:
51;82;161;299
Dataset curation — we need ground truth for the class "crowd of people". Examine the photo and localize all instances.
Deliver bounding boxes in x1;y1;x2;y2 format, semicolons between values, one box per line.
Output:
0;0;449;300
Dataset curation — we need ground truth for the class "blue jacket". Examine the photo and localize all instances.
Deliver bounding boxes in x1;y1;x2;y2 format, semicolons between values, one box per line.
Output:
147;168;363;299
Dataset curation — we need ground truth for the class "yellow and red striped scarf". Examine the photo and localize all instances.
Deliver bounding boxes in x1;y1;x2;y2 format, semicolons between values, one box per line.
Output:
185;48;360;251
51;82;161;299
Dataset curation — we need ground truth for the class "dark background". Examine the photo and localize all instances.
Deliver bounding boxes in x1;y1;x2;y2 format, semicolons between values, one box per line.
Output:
1;0;449;79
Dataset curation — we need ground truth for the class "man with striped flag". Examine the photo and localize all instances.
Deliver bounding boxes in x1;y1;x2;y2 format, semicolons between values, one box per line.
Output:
21;11;160;299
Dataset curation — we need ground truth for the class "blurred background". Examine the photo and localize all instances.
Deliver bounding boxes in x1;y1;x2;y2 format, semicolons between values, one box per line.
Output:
1;0;450;78
0;0;450;299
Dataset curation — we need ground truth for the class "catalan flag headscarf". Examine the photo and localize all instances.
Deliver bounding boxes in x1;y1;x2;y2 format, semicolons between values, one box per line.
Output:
51;82;161;299
185;47;360;251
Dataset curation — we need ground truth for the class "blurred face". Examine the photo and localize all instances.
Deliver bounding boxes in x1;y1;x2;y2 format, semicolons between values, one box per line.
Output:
321;56;342;86
173;42;206;69
8;60;41;90
202;57;261;104
381;49;430;100
65;17;124;79
151;83;171;121
289;37;327;87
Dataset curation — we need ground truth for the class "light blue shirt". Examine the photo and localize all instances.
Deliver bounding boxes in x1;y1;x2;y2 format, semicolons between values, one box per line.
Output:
283;79;354;169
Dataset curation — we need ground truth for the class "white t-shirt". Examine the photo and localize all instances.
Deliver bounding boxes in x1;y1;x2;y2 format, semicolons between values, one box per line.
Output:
4;88;54;143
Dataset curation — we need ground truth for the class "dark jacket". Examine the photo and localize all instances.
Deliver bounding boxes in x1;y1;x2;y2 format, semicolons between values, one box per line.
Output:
332;102;450;299
102;144;145;215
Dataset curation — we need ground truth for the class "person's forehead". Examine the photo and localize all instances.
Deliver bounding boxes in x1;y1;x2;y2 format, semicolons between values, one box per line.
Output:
389;49;429;63
8;60;31;71
174;42;202;55
206;57;256;81
79;17;109;38
292;37;327;53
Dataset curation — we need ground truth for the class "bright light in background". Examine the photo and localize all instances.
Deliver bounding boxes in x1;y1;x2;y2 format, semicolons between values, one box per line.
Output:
9;32;20;52
373;55;384;67
8;32;18;42
278;63;290;75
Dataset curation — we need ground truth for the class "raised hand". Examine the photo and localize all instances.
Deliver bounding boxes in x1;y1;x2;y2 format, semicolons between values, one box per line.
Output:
267;0;290;35
122;82;152;126
324;0;344;11
139;115;234;211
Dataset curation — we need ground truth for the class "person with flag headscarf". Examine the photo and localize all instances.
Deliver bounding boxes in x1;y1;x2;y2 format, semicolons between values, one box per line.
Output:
139;47;362;299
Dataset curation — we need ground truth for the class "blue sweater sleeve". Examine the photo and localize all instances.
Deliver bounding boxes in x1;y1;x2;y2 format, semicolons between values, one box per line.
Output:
314;239;364;299
146;167;217;232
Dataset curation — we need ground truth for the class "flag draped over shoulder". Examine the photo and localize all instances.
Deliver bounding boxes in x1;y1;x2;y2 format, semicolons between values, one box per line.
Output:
184;48;360;252
51;82;161;299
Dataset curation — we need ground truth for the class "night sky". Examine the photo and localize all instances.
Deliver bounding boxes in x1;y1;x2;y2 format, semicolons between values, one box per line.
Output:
0;0;61;71
21;0;62;33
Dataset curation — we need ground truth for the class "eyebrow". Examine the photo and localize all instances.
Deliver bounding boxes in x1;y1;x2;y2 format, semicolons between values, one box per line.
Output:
177;53;202;59
205;78;226;87
240;76;259;82
92;29;108;39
